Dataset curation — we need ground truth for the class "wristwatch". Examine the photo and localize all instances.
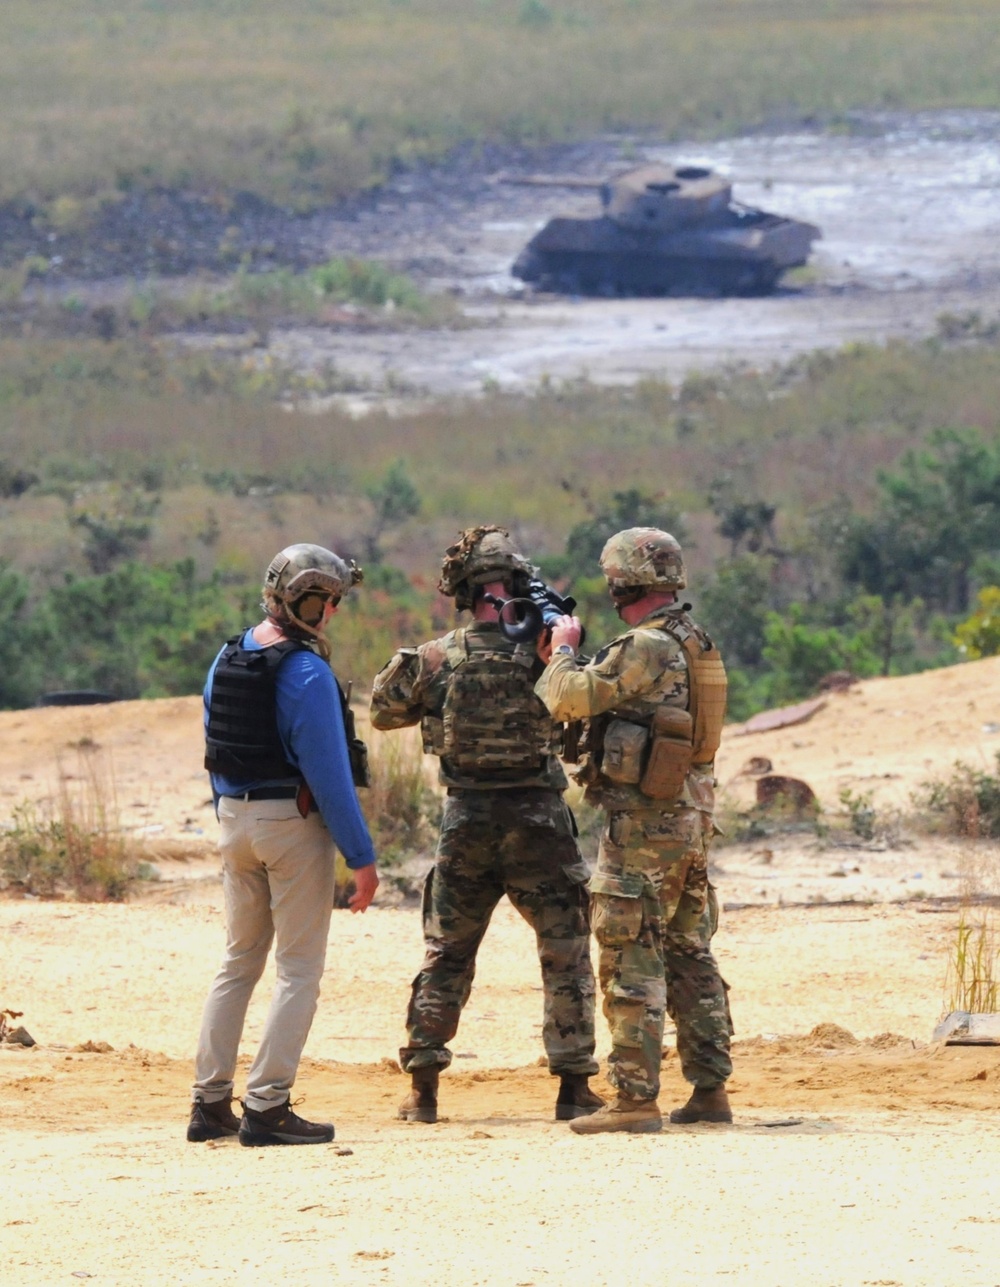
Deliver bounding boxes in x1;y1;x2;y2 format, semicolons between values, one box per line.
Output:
553;643;576;658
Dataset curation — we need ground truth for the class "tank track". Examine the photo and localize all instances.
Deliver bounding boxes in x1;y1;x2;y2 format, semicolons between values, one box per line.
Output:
526;252;781;297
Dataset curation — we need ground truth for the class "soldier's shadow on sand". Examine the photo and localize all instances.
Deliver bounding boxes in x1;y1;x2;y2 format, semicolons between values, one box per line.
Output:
408;1114;843;1135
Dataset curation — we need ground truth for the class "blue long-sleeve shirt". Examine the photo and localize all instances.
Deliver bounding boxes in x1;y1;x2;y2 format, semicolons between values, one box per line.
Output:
204;630;376;869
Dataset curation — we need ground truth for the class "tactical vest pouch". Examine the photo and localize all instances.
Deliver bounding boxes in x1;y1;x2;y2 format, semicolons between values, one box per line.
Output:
338;682;370;789
420;715;445;757
640;706;693;801
561;720;584;765
347;734;370;789
679;639;727;765
601;718;648;785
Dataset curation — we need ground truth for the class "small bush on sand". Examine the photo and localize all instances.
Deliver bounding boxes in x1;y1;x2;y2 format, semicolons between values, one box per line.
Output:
0;752;137;900
916;754;1000;840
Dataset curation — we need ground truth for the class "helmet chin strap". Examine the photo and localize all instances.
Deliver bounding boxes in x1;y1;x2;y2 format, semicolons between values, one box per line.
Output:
612;587;678;619
266;605;332;660
610;585;647;611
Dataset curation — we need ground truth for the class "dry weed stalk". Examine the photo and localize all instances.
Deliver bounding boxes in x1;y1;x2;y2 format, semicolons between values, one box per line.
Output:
945;910;1000;1015
54;747;136;900
0;747;137;900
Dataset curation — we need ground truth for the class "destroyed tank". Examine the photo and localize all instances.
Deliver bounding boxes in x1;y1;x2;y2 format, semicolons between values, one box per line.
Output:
510;163;820;296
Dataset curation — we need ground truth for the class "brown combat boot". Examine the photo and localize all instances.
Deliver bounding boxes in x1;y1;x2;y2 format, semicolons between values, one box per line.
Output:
186;1093;241;1142
669;1084;733;1124
555;1073;605;1121
569;1094;662;1135
398;1066;439;1124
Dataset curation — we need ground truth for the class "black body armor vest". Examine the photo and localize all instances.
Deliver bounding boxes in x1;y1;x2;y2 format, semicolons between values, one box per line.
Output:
204;634;306;781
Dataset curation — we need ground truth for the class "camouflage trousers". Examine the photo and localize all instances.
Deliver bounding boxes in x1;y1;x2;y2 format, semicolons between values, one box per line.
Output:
590;806;733;1102
400;788;598;1078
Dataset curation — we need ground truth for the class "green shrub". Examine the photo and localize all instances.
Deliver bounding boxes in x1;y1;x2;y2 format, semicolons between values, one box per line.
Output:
918;755;1000;840
838;787;876;841
0;331;997;713
954;586;1000;659
760;605;879;703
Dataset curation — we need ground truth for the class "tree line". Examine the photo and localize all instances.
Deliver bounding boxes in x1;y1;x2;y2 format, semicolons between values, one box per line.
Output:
2;428;999;717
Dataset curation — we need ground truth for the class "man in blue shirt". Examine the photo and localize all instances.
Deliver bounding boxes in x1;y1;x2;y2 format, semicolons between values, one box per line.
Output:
189;544;379;1146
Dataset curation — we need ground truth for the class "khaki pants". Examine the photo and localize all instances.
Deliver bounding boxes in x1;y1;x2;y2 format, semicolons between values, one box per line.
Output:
192;797;336;1111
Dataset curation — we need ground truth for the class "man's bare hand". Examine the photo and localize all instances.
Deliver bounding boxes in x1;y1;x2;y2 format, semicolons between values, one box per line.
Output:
549;614;583;654
349;863;379;913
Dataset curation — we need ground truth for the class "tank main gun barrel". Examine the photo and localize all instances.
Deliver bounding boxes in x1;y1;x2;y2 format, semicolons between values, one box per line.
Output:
494;172;605;189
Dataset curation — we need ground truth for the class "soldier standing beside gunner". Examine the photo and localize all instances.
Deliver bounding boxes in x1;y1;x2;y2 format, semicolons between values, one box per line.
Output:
536;527;733;1134
370;526;602;1125
189;544;379;1147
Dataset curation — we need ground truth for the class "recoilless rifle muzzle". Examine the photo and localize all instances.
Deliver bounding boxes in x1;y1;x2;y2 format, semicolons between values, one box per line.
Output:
483;577;586;647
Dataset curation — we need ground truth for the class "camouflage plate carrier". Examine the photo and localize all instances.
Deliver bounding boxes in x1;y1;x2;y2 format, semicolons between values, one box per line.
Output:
429;628;562;777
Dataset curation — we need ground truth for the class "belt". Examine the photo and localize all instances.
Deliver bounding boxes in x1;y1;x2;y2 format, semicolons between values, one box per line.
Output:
238;786;302;801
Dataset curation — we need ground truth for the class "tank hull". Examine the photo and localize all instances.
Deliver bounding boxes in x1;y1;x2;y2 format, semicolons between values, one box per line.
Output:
512;209;820;297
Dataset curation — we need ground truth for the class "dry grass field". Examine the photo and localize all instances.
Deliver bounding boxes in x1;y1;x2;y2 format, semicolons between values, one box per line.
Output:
2;1;999;210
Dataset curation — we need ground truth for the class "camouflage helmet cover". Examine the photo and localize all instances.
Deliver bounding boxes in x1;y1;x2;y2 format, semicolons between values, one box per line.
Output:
438;525;533;609
599;527;687;592
262;543;363;627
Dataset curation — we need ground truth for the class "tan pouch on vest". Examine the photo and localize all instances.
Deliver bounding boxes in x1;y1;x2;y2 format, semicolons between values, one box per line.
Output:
640;706;693;801
601;718;648;784
681;640;727;764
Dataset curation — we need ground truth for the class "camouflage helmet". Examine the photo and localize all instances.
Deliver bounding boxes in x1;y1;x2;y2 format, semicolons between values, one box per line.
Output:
262;543;363;636
438;525;533;611
599;527;687;594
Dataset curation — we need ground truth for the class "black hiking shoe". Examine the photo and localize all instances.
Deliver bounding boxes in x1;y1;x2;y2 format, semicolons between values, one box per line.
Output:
555;1073;605;1121
187;1094;241;1142
238;1099;335;1146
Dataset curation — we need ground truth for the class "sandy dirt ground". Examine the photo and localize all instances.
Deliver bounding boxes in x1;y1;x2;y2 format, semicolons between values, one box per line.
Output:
2;898;1000;1287
3;659;1000;1284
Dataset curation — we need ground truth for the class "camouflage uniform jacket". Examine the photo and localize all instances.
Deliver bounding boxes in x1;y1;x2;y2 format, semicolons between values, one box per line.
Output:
534;605;716;814
371;621;568;792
